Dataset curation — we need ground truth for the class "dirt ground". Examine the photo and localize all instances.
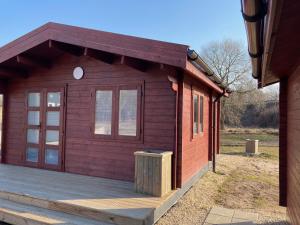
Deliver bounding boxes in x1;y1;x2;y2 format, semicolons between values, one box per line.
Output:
156;153;286;225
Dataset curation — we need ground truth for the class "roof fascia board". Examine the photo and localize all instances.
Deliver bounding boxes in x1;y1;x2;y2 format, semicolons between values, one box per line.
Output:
0;23;188;68
185;61;224;94
261;0;284;86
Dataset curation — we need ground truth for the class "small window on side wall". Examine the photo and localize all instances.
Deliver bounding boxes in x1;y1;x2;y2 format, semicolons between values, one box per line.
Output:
200;96;204;132
95;90;113;135
193;94;199;134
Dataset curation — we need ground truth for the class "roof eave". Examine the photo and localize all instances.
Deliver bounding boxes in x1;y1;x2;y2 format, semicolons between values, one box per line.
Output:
260;0;284;87
185;61;224;94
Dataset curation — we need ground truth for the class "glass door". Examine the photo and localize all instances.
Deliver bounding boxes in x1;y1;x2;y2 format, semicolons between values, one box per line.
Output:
25;92;42;166
25;88;65;171
43;89;64;170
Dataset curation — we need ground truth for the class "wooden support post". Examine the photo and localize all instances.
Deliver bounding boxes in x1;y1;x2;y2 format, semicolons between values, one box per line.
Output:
216;100;221;154
1;81;7;163
279;78;288;207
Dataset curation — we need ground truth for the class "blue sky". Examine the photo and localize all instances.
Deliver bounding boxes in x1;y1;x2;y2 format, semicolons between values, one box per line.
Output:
0;0;246;50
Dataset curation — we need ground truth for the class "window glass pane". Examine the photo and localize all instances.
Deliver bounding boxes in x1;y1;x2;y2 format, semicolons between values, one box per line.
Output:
47;112;60;126
26;147;38;162
46;130;59;145
47;92;61;107
119;90;137;136
45;149;59;165
27;129;39;144
200;96;204;132
193;95;199;134
95;90;112;135
28;93;40;107
28;111;40;125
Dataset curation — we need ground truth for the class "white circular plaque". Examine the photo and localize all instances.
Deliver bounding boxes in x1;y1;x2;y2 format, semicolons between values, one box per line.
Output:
73;67;84;80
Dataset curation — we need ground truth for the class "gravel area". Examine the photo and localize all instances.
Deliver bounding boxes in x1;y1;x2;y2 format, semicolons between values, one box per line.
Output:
156;154;287;225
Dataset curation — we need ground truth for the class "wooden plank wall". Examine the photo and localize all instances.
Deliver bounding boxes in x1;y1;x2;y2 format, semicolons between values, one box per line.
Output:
180;76;210;185
286;65;300;225
279;78;288;207
3;54;176;182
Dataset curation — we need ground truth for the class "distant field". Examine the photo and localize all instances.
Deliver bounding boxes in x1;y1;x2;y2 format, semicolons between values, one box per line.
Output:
221;128;279;147
220;128;279;160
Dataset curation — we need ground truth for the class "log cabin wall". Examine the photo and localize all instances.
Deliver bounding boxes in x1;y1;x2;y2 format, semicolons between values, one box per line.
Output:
3;53;177;182
180;75;211;185
286;65;300;225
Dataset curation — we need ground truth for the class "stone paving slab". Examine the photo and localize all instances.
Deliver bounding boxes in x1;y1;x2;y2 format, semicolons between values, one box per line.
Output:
204;206;257;225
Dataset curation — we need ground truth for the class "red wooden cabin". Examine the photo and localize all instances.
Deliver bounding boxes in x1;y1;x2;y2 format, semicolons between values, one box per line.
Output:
242;0;300;224
0;22;227;190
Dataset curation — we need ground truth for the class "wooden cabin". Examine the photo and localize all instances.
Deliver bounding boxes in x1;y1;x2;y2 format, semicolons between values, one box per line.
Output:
0;22;227;187
0;22;228;225
242;0;300;224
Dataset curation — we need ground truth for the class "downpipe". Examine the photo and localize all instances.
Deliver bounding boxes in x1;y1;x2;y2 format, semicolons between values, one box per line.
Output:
212;90;226;173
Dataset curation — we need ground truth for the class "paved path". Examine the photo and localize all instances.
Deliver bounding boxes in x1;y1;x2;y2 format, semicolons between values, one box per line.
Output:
203;207;289;225
204;206;258;225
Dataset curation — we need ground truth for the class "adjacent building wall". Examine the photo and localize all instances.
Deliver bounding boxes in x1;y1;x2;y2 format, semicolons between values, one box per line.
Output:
286;65;300;225
3;54;176;182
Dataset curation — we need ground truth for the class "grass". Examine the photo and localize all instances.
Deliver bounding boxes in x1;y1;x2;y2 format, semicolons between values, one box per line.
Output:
221;146;279;160
221;128;279;147
221;128;279;160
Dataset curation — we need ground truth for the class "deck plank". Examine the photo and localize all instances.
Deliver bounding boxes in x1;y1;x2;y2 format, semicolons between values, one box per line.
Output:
0;164;178;225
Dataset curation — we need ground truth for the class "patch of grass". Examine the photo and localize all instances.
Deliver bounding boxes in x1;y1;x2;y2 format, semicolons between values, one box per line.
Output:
221;128;279;147
241;173;278;186
253;194;268;208
221;146;279;160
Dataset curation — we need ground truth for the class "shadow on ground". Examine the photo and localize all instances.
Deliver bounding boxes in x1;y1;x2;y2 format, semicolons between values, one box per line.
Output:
259;221;289;225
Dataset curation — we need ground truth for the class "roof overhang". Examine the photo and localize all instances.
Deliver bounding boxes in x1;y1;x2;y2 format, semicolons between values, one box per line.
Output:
242;0;300;87
0;22;227;94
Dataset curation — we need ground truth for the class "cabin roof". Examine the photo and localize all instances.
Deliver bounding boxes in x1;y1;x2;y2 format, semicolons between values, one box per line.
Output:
0;22;226;94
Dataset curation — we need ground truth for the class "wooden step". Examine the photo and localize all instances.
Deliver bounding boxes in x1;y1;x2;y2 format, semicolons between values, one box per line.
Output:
0;190;149;225
0;198;113;225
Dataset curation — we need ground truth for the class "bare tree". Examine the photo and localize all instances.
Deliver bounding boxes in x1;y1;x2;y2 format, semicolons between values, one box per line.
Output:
201;39;252;129
201;39;251;91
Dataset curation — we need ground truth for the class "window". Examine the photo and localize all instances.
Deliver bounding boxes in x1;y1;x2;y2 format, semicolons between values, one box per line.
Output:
26;147;38;162
45;149;59;165
193;94;199;134
47;92;61;107
28;93;40;107
193;92;204;136
118;90;138;136
95;90;113;135
47;112;60;126
200;96;204;132
93;85;141;139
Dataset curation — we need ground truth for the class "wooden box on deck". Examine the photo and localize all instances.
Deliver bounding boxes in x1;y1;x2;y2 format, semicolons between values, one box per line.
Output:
134;150;173;197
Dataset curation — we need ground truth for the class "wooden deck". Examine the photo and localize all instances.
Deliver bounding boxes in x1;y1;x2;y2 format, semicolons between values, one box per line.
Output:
0;164;181;225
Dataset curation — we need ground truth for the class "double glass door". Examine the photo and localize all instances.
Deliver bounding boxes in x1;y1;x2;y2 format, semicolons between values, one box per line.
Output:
25;88;64;170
